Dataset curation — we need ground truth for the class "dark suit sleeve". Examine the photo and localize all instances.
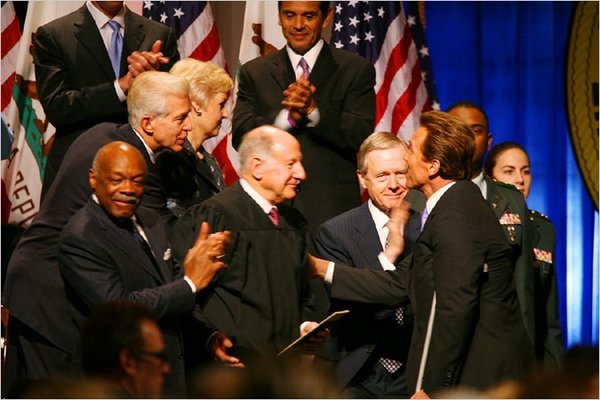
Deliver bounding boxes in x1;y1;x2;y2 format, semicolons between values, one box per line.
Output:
422;203;487;390
58;231;195;319
329;261;409;307
314;223;354;265
34;24;124;128
231;64;277;148
159;25;180;70
310;60;375;152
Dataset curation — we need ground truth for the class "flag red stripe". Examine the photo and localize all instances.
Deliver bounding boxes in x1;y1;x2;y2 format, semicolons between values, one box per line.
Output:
211;137;239;185
374;22;412;126
1;17;20;59
1;73;15;111
188;23;220;62
391;61;423;134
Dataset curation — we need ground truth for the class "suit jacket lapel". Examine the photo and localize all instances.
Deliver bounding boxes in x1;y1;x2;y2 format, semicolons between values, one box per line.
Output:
310;44;336;88
271;48;296;91
189;142;221;193
90;200;165;283
73;5;115;80
136;209;171;282
353;203;384;270
123;8;146;73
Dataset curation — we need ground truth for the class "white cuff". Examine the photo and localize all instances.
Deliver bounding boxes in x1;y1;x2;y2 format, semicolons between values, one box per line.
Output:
378;252;397;271
324;261;335;284
183;276;197;293
274;109;293;131
113;80;126;102
306;106;320;127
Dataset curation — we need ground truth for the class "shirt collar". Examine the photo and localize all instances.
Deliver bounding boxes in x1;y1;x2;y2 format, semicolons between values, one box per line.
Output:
471;171;487;199
132;127;155;163
86;1;126;30
286;39;324;75
424;181;457;216
239;179;274;214
367;199;389;231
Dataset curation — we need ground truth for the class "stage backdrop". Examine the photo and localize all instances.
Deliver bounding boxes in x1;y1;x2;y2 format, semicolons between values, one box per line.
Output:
422;1;598;348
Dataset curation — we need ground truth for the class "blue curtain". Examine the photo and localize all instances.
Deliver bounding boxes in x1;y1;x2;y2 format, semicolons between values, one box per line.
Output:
421;1;598;348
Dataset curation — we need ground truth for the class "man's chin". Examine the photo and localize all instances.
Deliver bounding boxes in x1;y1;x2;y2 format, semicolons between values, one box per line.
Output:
169;143;185;152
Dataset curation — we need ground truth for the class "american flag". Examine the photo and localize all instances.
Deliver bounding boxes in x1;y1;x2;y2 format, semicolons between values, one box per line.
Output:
1;1;21;114
143;1;239;184
332;1;439;142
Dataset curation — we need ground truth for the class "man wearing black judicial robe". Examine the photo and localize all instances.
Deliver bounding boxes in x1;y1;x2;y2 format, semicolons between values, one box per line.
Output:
170;125;320;364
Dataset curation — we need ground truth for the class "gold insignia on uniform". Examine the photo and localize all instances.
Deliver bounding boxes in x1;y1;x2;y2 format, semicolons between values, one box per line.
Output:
534;248;553;264
499;212;522;225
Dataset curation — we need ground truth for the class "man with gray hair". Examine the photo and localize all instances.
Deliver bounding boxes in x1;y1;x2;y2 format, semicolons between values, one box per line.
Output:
170;125;325;367
313;132;421;398
3;71;194;395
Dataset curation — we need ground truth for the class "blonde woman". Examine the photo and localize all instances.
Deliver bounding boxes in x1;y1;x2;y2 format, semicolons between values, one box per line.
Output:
157;59;233;218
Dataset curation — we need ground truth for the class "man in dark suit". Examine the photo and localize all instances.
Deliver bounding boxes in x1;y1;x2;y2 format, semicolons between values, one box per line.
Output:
313;132;420;398
170;125;325;366
310;111;534;396
2;71;192;396
447;101;544;364
34;1;180;196
232;1;375;232
58;141;230;397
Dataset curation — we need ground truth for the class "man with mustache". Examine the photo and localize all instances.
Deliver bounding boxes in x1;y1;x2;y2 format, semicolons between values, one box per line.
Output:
2;71;193;395
57;141;230;397
170;125;324;366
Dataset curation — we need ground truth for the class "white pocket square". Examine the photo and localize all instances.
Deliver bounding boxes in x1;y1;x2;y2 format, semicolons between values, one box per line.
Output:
163;248;172;261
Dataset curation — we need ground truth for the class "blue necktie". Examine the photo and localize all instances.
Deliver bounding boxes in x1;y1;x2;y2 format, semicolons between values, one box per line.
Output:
107;20;123;78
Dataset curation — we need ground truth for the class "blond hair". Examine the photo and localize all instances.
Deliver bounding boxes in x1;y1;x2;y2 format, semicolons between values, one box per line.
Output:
170;58;233;108
357;132;407;174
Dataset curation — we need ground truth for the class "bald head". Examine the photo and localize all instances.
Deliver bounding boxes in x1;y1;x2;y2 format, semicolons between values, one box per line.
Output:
90;142;147;219
237;125;306;205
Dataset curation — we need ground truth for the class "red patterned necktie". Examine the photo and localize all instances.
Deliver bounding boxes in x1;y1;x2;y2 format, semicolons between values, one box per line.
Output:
268;207;279;226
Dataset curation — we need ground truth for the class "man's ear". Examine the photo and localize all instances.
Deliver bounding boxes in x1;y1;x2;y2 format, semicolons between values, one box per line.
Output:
486;133;493;152
140;115;154;136
357;170;367;191
89;168;97;192
429;159;441;176
322;6;333;28
119;348;138;377
250;157;265;180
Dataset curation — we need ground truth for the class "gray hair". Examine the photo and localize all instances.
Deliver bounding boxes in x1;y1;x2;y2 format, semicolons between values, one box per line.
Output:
127;71;190;129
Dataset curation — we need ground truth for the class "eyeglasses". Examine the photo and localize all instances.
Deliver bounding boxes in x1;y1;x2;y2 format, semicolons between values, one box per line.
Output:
139;350;169;364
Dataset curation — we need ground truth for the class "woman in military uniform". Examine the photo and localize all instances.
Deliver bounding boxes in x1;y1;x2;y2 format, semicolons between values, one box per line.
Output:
485;142;563;367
